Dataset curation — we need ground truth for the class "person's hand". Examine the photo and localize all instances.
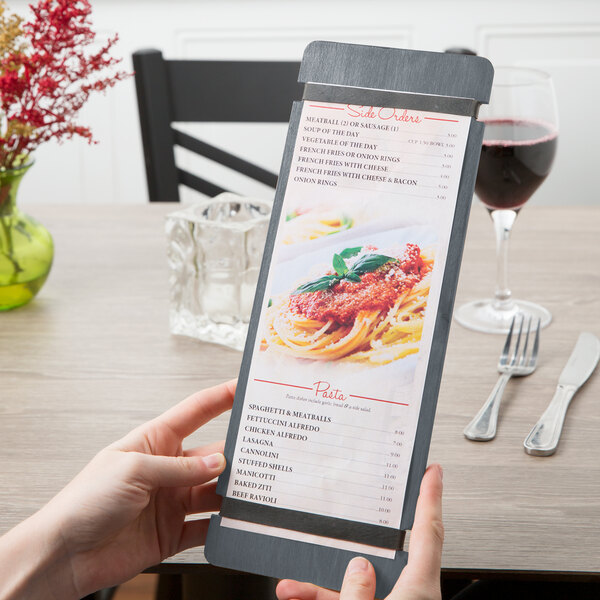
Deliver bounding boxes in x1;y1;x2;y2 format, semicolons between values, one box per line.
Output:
0;381;235;600
54;380;235;596
276;463;444;600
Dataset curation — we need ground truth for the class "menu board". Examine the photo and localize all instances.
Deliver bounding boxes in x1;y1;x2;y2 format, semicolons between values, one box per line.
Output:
205;41;493;598
218;100;471;557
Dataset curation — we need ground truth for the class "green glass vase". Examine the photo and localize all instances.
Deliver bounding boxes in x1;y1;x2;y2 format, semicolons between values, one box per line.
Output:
0;163;54;310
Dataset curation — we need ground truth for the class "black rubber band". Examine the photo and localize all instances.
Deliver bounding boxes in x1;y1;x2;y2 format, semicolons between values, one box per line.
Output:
303;82;480;117
221;498;406;550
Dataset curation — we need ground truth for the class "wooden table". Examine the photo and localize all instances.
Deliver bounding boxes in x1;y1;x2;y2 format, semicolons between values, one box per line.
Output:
1;203;599;580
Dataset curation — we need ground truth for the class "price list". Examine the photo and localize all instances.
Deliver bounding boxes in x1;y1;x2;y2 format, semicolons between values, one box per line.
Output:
228;391;410;527
292;103;467;204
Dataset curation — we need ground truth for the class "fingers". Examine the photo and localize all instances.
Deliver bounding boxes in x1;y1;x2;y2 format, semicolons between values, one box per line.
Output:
339;557;376;600
276;558;374;600
135;451;226;489
277;579;340;600
176;517;211;554
406;464;444;580
154;380;237;441
184;440;225;458
182;480;222;515
392;464;443;598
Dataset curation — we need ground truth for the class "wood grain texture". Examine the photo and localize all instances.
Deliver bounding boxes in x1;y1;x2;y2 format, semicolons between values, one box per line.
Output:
1;203;598;577
300;41;494;103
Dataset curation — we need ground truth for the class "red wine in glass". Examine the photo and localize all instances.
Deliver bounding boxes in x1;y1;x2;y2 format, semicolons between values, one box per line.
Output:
475;119;558;212
455;67;559;334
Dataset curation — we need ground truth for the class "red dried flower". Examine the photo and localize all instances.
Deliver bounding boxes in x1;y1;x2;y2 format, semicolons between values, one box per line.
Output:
0;0;129;169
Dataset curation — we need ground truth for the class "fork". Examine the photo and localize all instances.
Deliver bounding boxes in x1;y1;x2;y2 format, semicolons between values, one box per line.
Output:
464;315;540;442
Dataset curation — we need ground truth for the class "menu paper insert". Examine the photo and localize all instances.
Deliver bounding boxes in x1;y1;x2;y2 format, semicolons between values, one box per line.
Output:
223;101;470;556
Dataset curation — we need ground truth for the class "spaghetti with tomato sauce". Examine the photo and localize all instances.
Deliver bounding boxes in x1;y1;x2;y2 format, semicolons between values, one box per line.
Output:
289;244;425;326
263;243;434;365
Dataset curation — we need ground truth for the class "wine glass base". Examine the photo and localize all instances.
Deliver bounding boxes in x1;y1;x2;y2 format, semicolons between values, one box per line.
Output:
454;299;552;334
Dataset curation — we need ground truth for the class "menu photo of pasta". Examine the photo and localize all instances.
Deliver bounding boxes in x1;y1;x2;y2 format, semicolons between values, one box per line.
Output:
262;232;435;370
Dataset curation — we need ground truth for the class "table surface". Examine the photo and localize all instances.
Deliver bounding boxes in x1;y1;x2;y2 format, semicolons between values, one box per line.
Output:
1;203;599;578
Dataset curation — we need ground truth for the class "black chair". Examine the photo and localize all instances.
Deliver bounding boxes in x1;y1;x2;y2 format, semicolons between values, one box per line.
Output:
132;49;302;202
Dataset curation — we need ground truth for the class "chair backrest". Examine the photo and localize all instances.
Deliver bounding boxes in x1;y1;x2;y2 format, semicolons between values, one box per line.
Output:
132;49;302;202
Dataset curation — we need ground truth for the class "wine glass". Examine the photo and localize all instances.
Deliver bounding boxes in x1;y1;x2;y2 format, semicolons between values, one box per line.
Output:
454;67;558;334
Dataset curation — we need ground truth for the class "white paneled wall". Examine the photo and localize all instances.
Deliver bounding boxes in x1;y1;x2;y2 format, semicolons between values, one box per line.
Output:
10;0;600;207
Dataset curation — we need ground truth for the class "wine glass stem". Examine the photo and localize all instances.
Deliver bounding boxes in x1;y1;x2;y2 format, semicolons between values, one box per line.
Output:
491;209;517;312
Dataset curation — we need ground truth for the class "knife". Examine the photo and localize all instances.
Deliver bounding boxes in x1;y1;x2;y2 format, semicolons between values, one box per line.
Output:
524;332;600;456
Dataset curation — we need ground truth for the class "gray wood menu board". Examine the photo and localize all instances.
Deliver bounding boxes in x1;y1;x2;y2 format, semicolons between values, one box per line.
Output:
205;41;493;597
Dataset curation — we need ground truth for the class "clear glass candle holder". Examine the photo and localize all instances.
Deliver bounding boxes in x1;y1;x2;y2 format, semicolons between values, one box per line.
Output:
166;193;271;350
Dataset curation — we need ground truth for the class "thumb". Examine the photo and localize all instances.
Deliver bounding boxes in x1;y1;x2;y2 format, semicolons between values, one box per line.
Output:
136;452;226;488
340;557;376;600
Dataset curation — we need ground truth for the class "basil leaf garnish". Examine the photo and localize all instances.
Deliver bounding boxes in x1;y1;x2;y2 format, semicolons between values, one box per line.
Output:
339;246;362;259
332;253;348;276
292;251;397;295
292;275;338;295
351;253;397;275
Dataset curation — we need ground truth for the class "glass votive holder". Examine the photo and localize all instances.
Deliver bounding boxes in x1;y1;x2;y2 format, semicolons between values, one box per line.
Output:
166;193;271;350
